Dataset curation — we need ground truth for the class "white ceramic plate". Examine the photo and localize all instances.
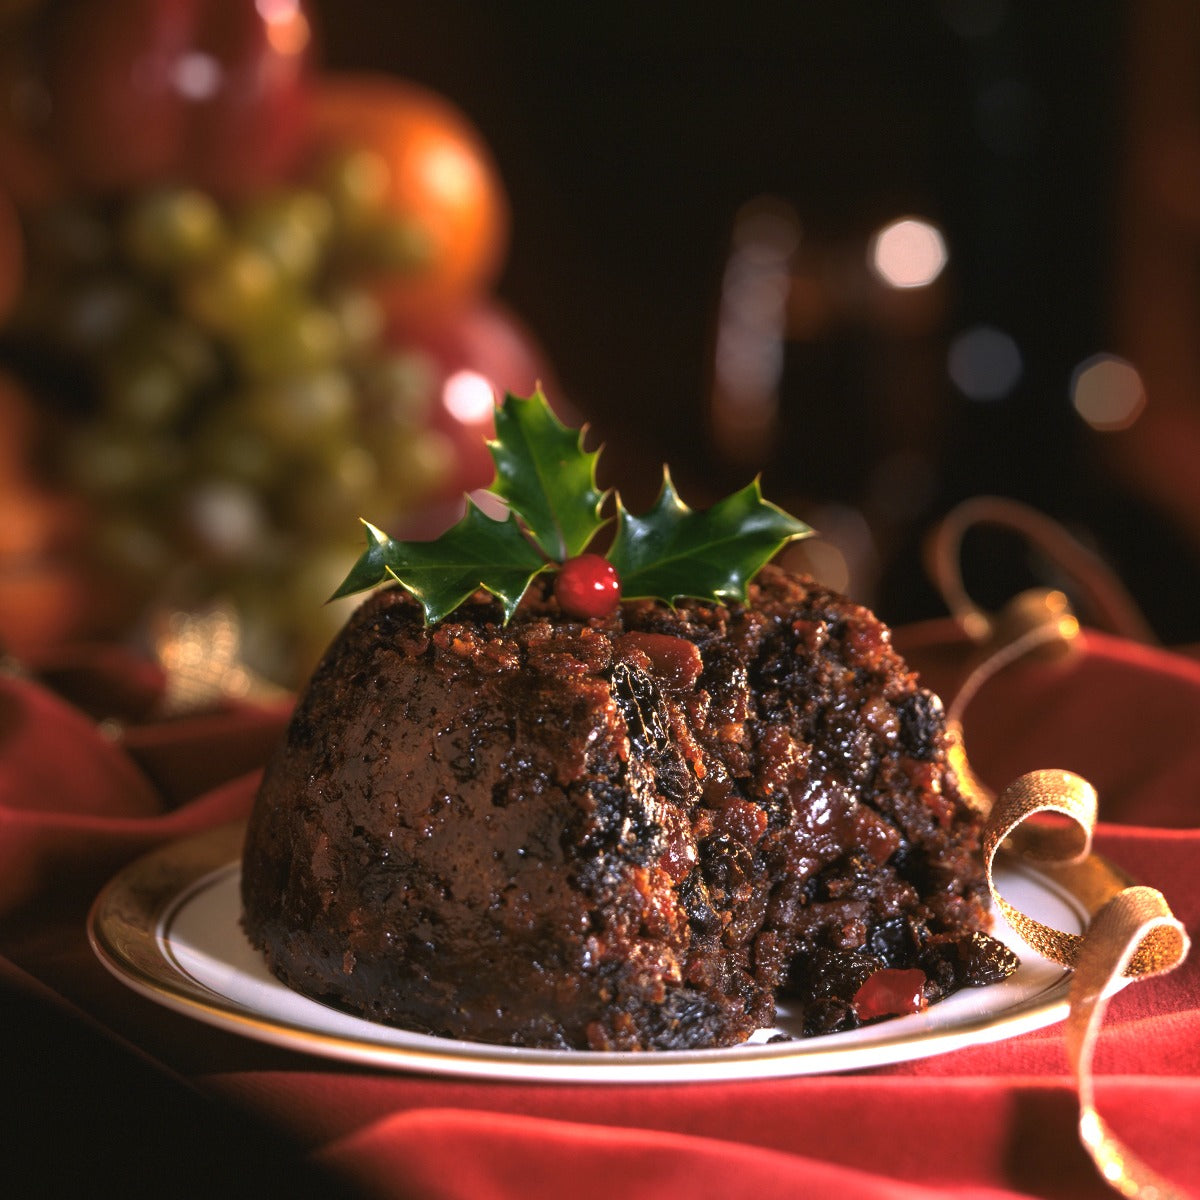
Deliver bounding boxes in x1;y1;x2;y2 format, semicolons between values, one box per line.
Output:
89;821;1087;1083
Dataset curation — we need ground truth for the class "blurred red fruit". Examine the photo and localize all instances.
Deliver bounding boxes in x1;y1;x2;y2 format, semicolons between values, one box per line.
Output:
33;0;313;198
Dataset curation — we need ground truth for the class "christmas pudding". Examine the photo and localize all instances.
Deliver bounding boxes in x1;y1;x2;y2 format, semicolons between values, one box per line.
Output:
240;392;1015;1050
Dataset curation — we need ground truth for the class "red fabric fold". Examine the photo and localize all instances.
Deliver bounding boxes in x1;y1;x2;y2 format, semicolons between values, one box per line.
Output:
1;624;1197;1200
312;1106;1042;1200
202;1071;1200;1200
0;659;289;916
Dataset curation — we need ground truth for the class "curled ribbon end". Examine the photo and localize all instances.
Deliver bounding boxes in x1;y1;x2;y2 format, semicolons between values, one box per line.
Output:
976;764;1189;1199
1067;888;1191;1199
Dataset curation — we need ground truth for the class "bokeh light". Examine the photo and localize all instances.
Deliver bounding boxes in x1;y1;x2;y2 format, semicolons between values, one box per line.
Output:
257;0;313;56
868;217;948;289
947;324;1023;400
1070;354;1146;431
710;197;800;466
442;368;496;424
171;53;223;101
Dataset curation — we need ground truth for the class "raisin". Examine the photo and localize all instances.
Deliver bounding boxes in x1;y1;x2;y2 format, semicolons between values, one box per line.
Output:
611;660;671;755
803;997;857;1036
953;930;1021;986
867;915;920;965
700;832;754;890
919;931;1020;992
898;688;943;759
678;871;723;934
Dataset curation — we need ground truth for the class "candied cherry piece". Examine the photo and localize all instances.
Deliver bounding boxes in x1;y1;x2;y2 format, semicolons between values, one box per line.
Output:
614;631;703;691
555;553;621;619
852;967;927;1021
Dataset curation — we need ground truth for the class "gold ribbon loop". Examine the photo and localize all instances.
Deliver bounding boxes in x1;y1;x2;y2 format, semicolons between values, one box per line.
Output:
1067;887;1191;1199
976;767;1191;1197
982;769;1097;970
988;769;1097;867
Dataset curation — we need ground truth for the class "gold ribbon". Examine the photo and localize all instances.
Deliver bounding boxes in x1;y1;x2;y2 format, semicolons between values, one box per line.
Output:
947;733;1192;1198
926;500;1190;1195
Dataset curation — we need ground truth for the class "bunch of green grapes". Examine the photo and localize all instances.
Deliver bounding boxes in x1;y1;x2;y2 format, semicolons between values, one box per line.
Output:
10;155;460;685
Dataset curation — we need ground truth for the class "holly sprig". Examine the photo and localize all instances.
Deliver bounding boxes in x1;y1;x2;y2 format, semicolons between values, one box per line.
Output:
331;388;814;623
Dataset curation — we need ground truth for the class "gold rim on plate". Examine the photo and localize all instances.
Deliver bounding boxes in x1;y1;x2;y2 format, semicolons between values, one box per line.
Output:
87;820;1089;1084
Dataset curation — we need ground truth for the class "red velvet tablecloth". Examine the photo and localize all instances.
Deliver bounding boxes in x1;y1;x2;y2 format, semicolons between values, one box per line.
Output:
1;626;1197;1199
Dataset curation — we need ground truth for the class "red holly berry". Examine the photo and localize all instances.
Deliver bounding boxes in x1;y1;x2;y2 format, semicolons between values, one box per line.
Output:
555;553;621;619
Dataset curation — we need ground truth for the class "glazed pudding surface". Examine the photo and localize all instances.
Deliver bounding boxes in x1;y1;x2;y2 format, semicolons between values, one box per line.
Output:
241;565;1007;1051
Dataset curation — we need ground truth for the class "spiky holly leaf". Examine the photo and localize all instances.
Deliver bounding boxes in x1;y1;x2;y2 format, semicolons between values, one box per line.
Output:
487;390;608;560
330;519;397;600
608;469;813;605
331;503;548;624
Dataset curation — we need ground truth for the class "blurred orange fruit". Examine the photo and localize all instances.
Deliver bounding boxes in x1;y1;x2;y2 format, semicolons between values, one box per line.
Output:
305;72;510;325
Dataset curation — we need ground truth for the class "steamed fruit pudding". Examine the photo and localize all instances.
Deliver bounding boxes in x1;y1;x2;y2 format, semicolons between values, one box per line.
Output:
240;391;1017;1051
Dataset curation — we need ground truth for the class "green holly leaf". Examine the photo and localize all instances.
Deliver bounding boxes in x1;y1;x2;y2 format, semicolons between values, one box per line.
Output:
331;503;548;624
329;519;396;600
487;389;609;560
608;469;814;605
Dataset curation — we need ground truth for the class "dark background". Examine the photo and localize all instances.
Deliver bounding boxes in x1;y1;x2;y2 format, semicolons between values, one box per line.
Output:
310;1;1199;642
